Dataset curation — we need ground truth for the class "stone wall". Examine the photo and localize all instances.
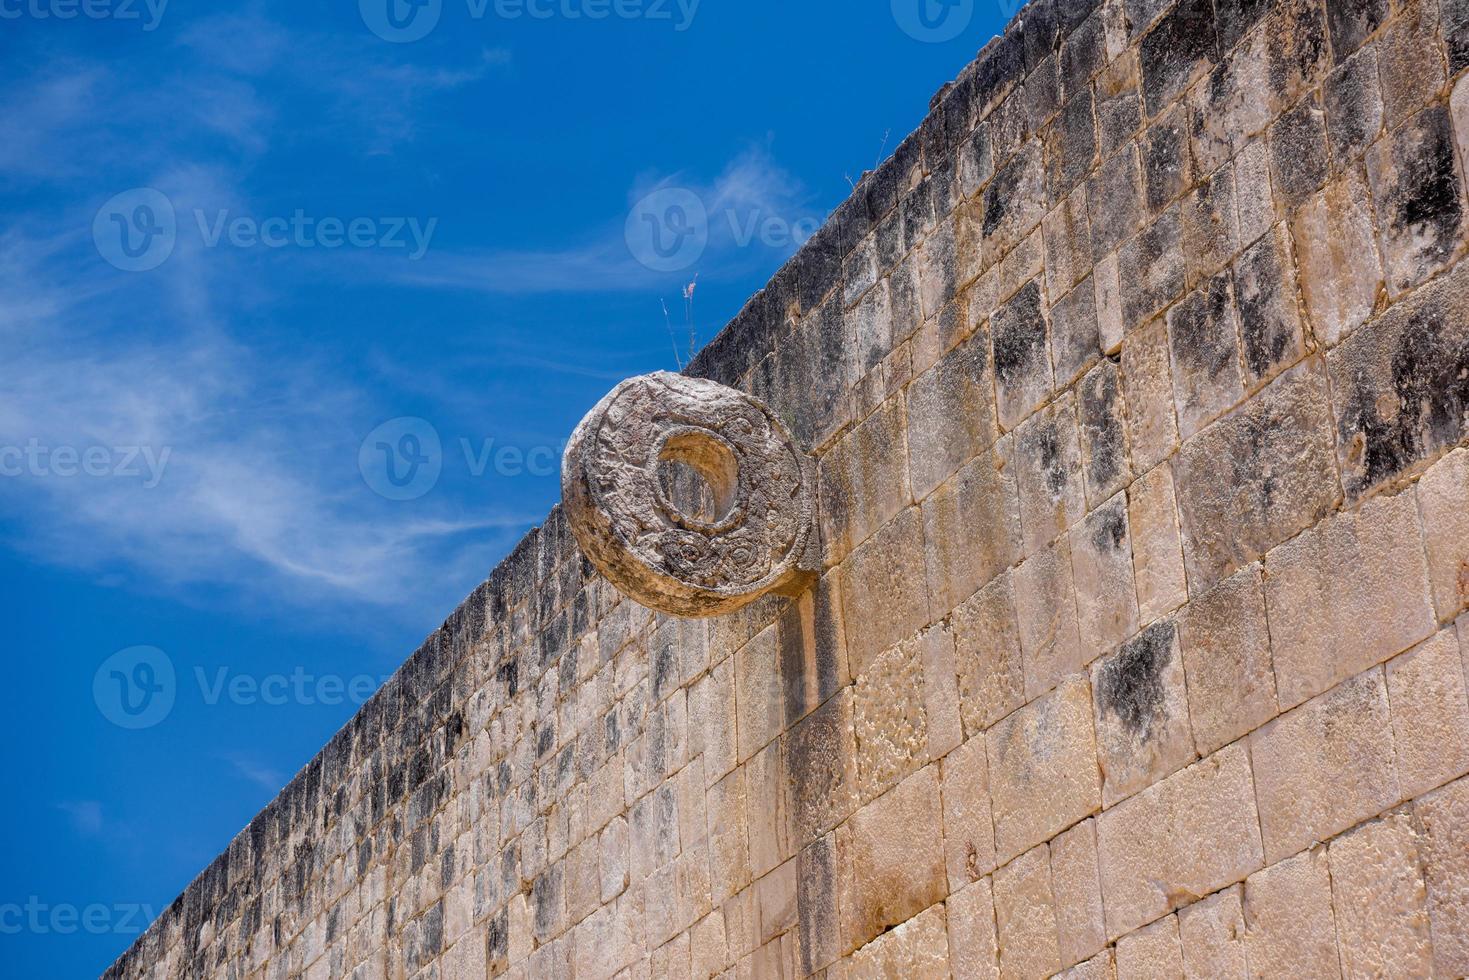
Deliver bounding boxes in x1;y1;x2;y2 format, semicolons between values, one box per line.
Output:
108;0;1469;976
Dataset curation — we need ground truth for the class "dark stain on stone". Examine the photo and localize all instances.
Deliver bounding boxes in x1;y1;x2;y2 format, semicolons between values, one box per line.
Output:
1389;107;1463;268
1140;0;1218;116
1325;0;1390;62
1038;422;1068;496
993;282;1047;387
1091;499;1129;553
1080;360;1127;496
1235;233;1297;384
1097;621;1176;740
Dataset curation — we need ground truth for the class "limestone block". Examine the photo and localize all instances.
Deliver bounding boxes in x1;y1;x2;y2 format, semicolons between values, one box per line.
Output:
1242;847;1341;979
1047;92;1101;204
1092;620;1196;805
946;877;1000;980
918;621;963;760
1056;949;1115;980
1328;811;1434;978
1415;446;1469;622
1077;358;1132;507
745;740;790;879
1249;668;1400;864
1232;141;1275;249
921;441;1021;621
1115;914;1183;979
1052;276;1102;391
734;625;781;764
1231;224;1305;392
1127;463;1187;624
941;734;996;893
853;635;929;803
1263;488;1434;709
1142;105;1196;215
1179;167;1239;288
1326;0;1390;62
1044;184;1096;306
754;858;797;947
836;767;946;953
1377;0;1447;126
1166;269;1246;439
796;834;839;975
1267;91;1330;207
1014;537;1085;699
992;280;1055;430
1120;206;1186;330
1177;564;1278;757
1015;393;1087;556
1327;258;1469;501
1415;775;1469;977
845;902;949;980
1050;818;1107;969
1177;885;1246;979
1322;45;1383;171
562;372;816;618
1138;0;1217;116
1386;630;1469;799
1366;103;1467;296
1096;744;1264;939
1448;0;1469;72
1095;252;1125;354
783;688;857;847
951;571;1026;737
987;676;1101;865
993;845;1061;980
1120;316;1179;474
840;508;931;677
1290;167;1384;348
980;140;1047;271
1089;145;1146;263
1071;495;1141;664
905;327;998;501
819;396;911;565
1173;359;1340;594
775;576;849;729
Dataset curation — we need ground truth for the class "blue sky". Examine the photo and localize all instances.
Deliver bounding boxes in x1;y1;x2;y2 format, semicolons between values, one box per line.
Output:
0;1;1015;974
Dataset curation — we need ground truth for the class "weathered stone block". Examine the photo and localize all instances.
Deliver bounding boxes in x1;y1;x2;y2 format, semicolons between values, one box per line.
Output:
946;877;1000;980
1015;538;1085;699
1095;252;1125;353
1057;949;1116;980
1379;0;1447;126
1077;357;1131;505
734;625;782;764
1232;140;1276;248
1096;744;1264;939
1173;359;1341;592
1416;775;1469;978
905;326;997;501
1249;667;1400;864
1417;447;1469;622
1290;167;1384;347
1048;93;1101;204
987;676;1101;864
1268;92;1330;207
1045;185;1095;308
846;902;949;978
993;845;1062;980
1241;847;1342;979
840;508;931;677
1052;276;1102;388
1263;488;1434;708
1120;206;1186;329
1178;564;1278;756
853;636;928;804
1142;105;1196;213
920;441;1021;618
1179;167;1238;287
1050;818;1107;969
1071;495;1140;662
1092;620;1196;804
1386;630;1469;798
1323;45;1384;170
1120;316;1180;473
836;766;946;953
1330;258;1469;502
818;396;910;565
1115;914;1184;979
1015;393;1086;556
1127;464;1187;624
1167;270;1246;438
951;571;1026;736
1089;144;1146;261
992;280;1054;429
783;689;857;847
1139;0;1218;117
1328;811;1434;978
1231;224;1305;390
1366;103;1467;295
1177;885;1247;979
941;735;996;893
1325;0;1390;62
981;141;1047;271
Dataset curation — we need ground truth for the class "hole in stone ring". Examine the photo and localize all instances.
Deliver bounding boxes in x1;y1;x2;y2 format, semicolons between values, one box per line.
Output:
655;429;740;527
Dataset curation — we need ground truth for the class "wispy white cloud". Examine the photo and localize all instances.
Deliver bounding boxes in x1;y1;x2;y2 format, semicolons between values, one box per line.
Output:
57;800;106;837
222;753;285;792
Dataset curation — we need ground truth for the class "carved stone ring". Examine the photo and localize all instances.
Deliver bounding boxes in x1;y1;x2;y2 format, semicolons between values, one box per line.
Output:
562;372;817;618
